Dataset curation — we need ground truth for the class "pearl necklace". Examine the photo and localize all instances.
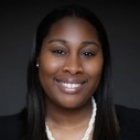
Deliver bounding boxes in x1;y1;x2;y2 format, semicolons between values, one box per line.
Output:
45;98;97;140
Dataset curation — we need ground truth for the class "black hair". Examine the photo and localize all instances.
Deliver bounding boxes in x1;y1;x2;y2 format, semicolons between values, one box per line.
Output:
26;4;120;140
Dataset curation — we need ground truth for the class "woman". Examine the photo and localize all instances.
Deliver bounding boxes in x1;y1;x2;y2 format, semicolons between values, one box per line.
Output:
1;4;140;140
27;4;119;140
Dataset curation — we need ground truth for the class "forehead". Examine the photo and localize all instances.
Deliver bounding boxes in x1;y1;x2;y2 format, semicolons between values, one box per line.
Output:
45;17;99;41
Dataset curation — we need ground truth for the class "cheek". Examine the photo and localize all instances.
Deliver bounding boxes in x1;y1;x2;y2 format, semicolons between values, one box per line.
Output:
83;56;103;79
83;57;103;94
38;56;65;93
39;56;64;77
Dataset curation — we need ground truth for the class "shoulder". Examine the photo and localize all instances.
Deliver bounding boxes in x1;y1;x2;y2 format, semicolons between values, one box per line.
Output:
0;108;27;140
116;105;140;140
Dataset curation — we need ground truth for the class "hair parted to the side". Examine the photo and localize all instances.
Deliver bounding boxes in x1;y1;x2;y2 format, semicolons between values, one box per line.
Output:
26;4;120;140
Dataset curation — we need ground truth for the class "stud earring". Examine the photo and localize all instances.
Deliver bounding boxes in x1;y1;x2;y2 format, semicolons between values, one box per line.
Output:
36;63;39;67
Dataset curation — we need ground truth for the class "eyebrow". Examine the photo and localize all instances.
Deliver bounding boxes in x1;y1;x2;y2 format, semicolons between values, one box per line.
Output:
47;38;100;48
82;41;100;48
48;39;67;44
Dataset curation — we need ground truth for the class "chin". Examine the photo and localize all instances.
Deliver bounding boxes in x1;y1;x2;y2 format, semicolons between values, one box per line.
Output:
55;96;90;110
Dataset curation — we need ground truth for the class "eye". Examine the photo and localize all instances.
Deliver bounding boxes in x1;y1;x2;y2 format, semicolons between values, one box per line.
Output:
52;49;67;56
83;52;95;57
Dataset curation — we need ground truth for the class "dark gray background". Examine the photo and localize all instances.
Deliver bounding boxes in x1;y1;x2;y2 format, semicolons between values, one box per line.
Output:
0;0;140;116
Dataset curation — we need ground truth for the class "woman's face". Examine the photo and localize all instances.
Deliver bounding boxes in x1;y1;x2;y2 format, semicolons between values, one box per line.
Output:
38;17;103;109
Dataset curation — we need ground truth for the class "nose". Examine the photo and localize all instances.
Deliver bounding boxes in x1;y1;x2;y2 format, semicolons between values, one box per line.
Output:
62;55;83;75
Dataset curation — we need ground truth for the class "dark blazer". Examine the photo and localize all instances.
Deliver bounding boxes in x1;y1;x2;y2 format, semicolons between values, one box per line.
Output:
0;105;140;140
0;109;26;140
116;105;140;140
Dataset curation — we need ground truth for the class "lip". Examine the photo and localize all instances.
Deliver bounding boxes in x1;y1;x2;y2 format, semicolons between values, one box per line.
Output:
54;78;87;94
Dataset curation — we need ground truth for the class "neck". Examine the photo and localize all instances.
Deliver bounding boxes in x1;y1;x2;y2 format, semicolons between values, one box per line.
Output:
45;98;92;128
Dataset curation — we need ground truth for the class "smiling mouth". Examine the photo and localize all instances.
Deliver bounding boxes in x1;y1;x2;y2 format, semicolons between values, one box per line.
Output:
62;83;82;89
54;79;87;94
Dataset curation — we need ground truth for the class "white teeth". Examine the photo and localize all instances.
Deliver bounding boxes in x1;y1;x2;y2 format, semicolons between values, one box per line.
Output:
62;83;81;89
